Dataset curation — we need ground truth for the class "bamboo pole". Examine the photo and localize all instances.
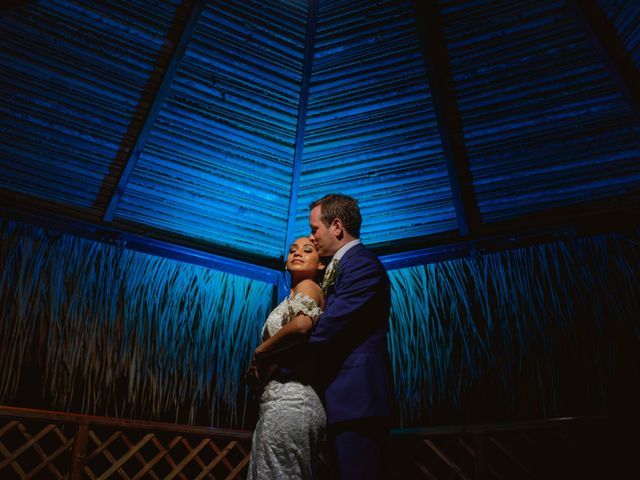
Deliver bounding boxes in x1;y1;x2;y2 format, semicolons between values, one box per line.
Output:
71;421;89;480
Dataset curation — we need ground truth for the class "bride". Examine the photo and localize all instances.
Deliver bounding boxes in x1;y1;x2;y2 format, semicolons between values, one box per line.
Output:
246;237;327;479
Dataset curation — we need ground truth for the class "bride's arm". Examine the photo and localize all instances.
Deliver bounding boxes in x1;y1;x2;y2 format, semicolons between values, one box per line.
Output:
254;280;323;362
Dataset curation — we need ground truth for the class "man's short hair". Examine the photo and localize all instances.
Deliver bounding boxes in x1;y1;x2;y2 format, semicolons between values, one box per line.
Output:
310;194;362;238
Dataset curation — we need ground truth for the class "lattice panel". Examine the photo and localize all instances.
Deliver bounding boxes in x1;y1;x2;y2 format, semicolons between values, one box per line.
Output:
0;418;73;479
390;434;478;479
387;423;613;479
0;407;621;479
84;427;251;480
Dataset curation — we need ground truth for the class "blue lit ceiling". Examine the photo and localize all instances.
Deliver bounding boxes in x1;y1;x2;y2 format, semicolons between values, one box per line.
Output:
1;0;639;276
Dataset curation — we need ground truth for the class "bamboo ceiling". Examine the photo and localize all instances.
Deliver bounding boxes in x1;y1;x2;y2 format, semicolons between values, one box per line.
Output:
0;0;639;277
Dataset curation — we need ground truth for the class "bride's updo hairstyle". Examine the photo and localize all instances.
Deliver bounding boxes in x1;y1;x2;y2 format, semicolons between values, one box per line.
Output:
314;257;328;283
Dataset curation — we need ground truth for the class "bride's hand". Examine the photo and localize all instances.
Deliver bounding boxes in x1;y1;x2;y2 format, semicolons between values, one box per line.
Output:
245;357;262;388
245;353;279;391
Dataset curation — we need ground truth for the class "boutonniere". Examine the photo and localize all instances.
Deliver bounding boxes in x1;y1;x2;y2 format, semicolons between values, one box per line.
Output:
321;259;339;293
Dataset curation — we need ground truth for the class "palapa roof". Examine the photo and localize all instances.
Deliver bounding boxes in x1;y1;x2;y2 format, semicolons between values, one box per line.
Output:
1;0;639;282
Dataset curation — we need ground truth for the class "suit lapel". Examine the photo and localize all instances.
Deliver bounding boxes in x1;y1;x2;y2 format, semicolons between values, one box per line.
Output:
333;243;364;287
324;244;363;298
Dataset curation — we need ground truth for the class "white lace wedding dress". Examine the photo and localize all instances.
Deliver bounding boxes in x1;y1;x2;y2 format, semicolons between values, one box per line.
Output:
247;293;327;480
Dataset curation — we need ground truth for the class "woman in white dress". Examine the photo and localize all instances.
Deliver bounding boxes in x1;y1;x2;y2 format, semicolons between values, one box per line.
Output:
246;237;327;479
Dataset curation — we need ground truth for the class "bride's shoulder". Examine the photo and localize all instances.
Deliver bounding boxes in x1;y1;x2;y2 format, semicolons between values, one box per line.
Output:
292;279;324;305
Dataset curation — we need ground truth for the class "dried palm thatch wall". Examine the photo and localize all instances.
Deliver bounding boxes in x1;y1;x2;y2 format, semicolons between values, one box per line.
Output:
0;219;273;428
1;219;639;428
389;230;640;424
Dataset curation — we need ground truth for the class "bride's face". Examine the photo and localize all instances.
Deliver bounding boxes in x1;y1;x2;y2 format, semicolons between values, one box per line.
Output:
287;237;325;279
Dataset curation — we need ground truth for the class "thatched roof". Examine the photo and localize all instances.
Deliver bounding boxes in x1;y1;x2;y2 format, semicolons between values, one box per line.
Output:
1;0;639;279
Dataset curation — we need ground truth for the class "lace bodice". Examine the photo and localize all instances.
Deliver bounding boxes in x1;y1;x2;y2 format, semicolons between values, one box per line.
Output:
248;293;326;480
262;293;323;338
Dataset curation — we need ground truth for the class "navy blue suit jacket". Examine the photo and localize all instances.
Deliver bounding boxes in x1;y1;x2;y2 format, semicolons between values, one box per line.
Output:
309;243;394;424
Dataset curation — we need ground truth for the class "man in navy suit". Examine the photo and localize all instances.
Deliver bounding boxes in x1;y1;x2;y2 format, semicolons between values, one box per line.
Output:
308;194;394;479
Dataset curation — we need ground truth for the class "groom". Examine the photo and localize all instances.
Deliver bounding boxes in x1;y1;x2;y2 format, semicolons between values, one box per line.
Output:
308;194;394;479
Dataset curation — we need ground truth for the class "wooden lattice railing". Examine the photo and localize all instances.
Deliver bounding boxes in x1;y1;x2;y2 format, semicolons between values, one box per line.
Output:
386;416;620;479
1;406;620;479
0;406;252;479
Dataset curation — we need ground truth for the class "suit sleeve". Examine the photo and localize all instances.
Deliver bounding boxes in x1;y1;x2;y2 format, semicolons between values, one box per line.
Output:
309;254;386;345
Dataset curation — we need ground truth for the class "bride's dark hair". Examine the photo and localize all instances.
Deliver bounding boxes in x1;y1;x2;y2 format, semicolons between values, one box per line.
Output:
315;257;330;284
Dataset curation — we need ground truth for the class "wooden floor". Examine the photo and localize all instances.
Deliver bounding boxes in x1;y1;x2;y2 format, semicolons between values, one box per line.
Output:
0;406;626;479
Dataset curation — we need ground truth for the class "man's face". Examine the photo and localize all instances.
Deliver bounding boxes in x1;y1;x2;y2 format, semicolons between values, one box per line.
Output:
309;205;336;257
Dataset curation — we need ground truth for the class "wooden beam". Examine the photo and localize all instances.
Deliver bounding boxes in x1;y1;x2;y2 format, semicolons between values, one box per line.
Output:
280;0;319;300
379;198;640;270
568;0;640;122
275;271;288;304
4;188;638;279
1;205;280;284
411;0;481;237
102;0;206;222
0;406;253;439
70;422;89;480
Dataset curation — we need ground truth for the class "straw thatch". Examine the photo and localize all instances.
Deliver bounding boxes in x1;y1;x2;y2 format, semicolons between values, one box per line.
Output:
1;219;639;428
388;230;640;425
0;219;272;427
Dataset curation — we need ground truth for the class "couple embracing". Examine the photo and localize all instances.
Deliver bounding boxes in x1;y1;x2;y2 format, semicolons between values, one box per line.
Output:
246;194;395;479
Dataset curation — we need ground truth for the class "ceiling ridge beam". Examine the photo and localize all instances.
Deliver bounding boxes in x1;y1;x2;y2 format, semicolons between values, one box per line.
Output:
379;204;640;270
102;0;206;222
279;0;319;297
411;0;481;238
567;0;640;122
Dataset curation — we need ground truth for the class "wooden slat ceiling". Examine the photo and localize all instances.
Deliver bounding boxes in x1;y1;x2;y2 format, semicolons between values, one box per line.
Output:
440;0;640;223
0;0;638;270
292;0;457;247
0;0;182;215
111;0;308;260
